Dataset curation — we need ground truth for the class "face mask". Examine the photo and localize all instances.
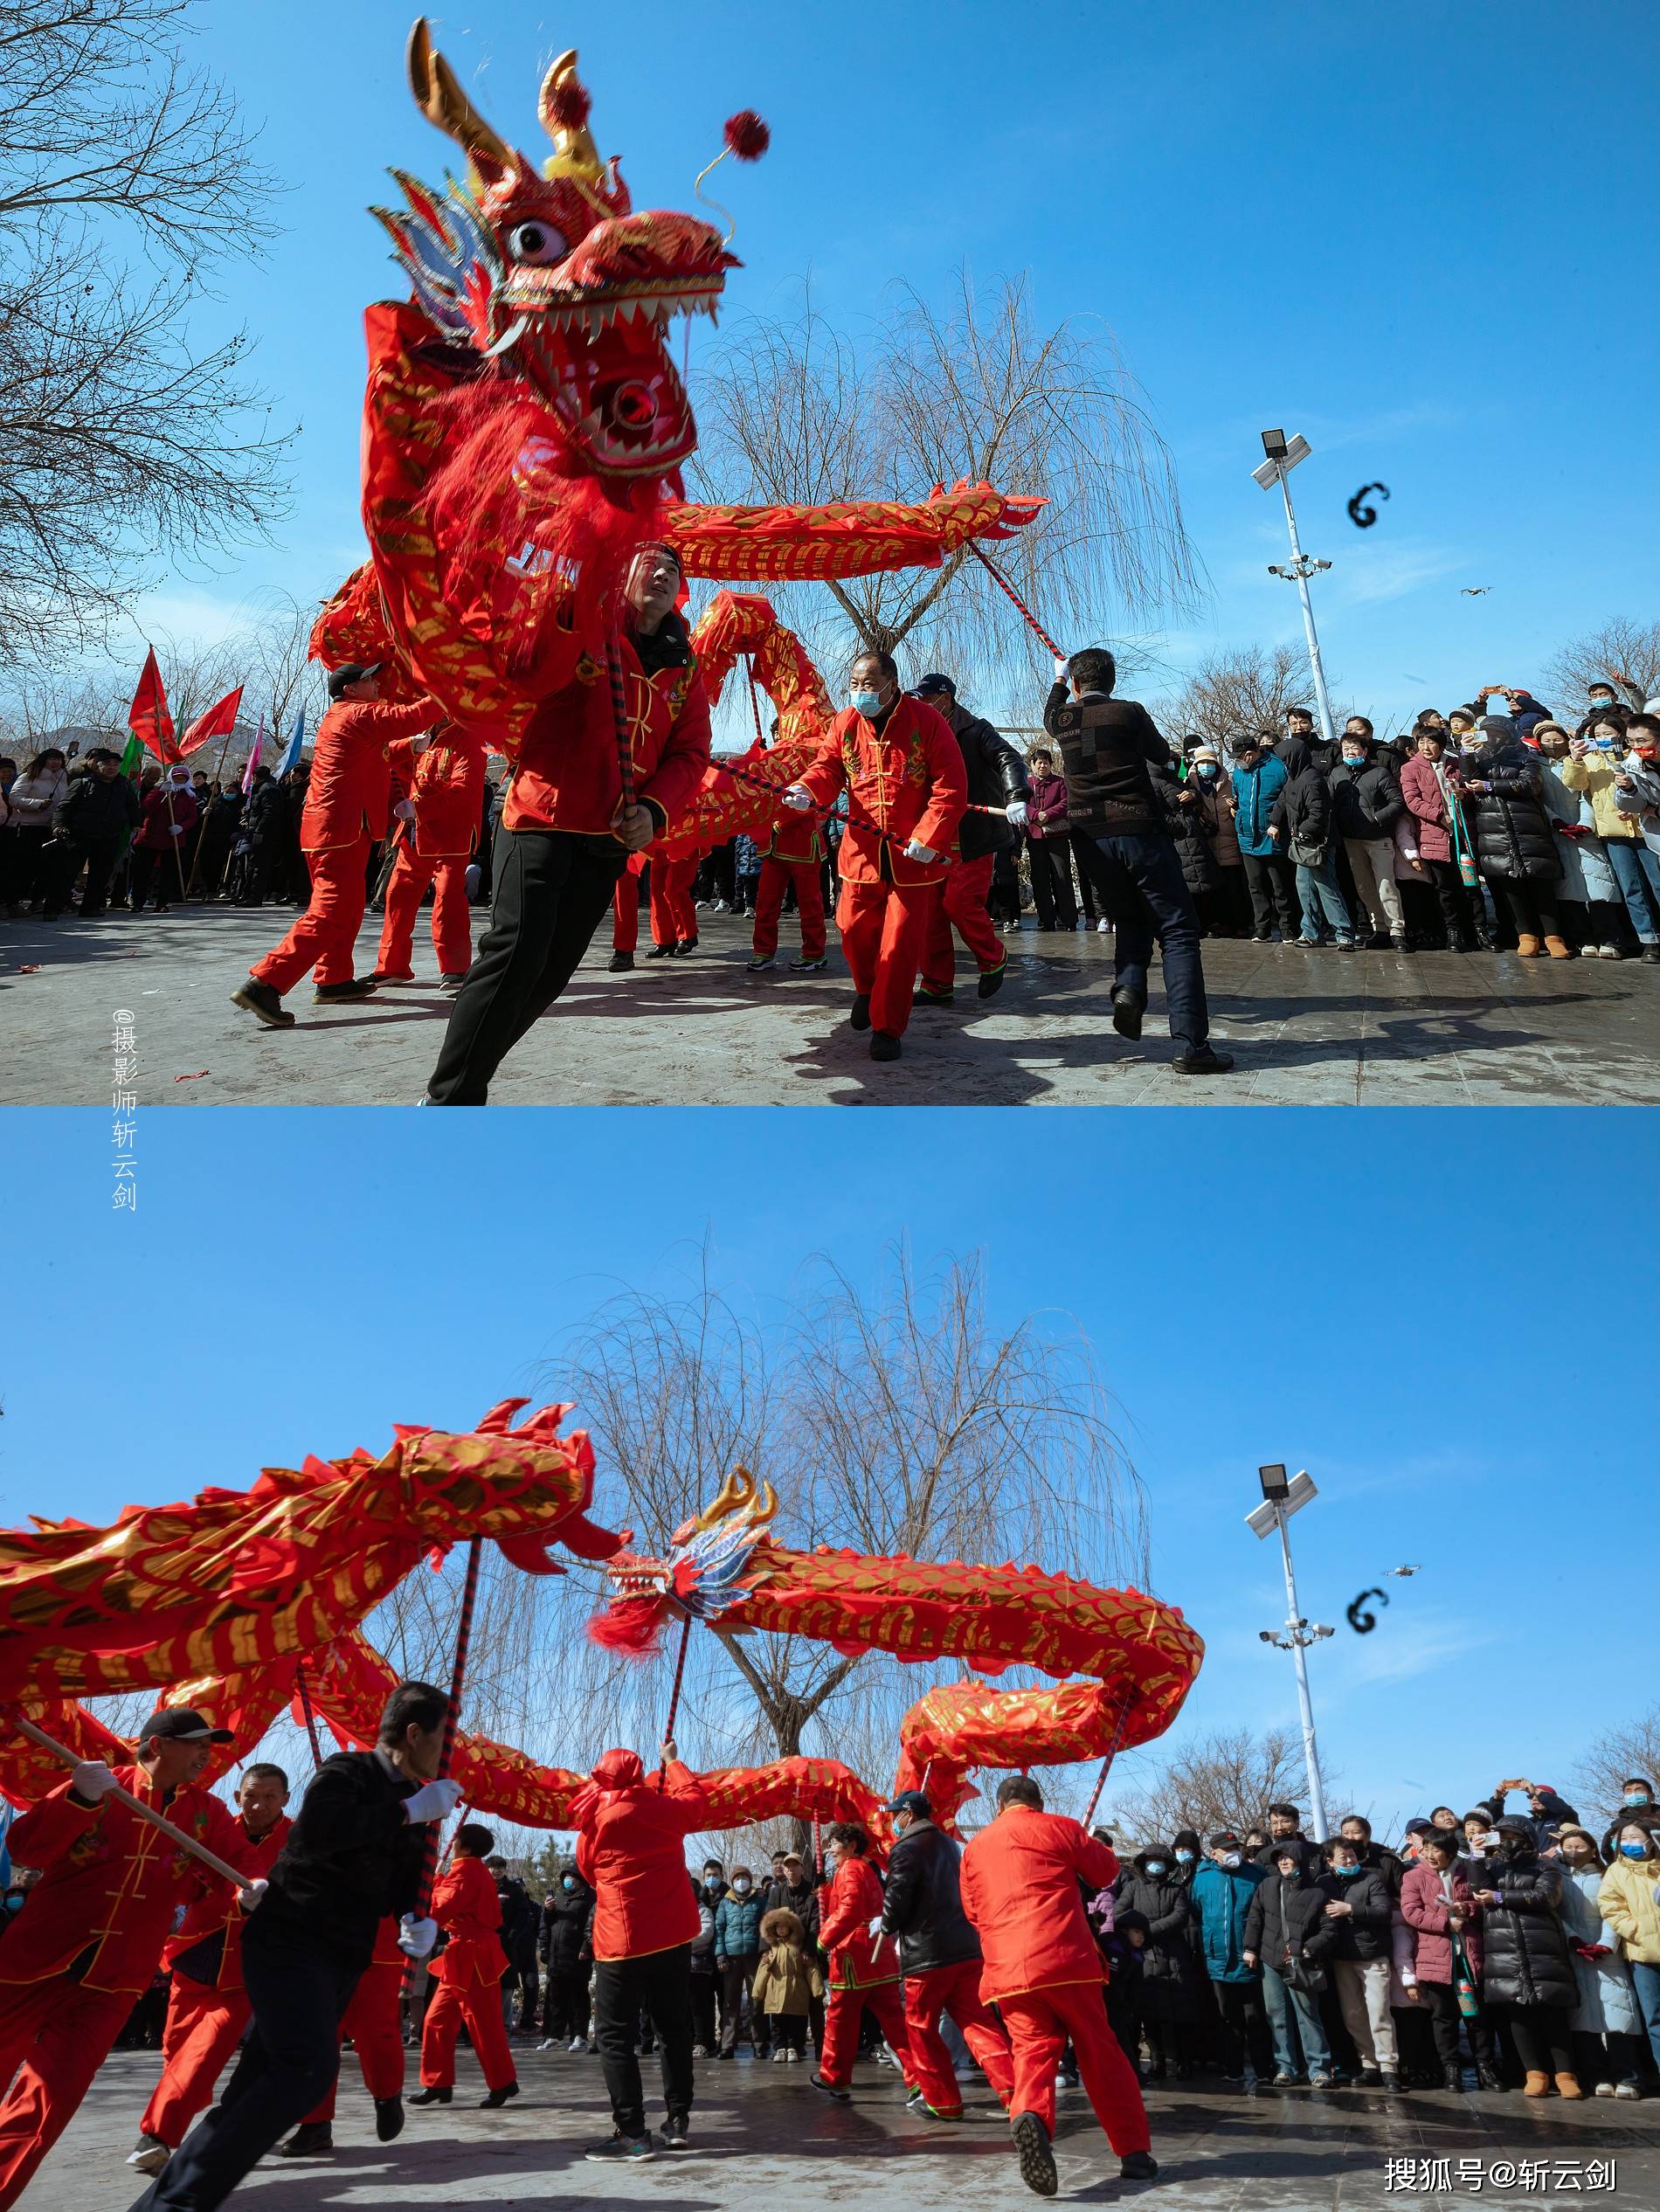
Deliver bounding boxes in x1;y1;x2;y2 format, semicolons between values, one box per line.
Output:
705;1877;722;1891
562;1877;576;1891
850;688;885;717
1221;1853;1242;1869
1625;1794;1650;1808
1175;1849;1195;1863
733;1879;751;1895
1195;764;1218;781
1622;1842;1650;1859
1594;736;1616;750
1145;1861;1167;1877
1332;1863;1359;1878
1343;754;1366;769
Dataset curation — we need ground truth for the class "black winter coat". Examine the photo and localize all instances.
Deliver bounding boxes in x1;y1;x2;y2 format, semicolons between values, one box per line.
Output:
1271;764;1336;863
1115;1860;1203;2021
539;1870;596;1973
1476;1851;1574;2008
56;771;140;844
1329;758;1405;841
496;1876;541;1971
939;706;1030;861
1152;771;1219;895
1252;1835;1323;1878
1313;1869;1394;1960
1462;748;1561;885
763;1874;820;1949
882;1818;981;1974
1243;1870;1338;1968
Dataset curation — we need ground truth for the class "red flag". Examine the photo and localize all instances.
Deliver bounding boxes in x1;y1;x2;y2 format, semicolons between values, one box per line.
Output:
177;686;244;758
128;647;176;765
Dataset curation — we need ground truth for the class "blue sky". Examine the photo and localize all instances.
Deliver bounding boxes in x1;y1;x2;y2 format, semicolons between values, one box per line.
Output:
115;0;1657;736
2;1107;1644;1841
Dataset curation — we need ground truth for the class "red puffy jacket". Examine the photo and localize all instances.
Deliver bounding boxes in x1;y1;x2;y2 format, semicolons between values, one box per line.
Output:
959;1805;1119;2002
574;1751;710;1962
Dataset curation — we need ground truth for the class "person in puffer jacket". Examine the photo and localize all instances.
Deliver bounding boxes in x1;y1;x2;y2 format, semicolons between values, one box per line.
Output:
1113;1848;1203;2080
1597;1819;1660;2079
1400;1832;1500;2091
879;1789;1013;2119
1186;1835;1271;2081
537;1861;594;2048
1244;1843;1339;2084
1554;1826;1645;2096
713;1870;767;2058
1316;1837;1404;2091
1471;1819;1580;2098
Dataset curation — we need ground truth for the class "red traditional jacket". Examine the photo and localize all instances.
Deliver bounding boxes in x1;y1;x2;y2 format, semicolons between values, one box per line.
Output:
797;698;967;888
763;799;825;867
1;1768;256;1997
163;1813;293;1994
429;1855;508;1987
503;618;711;839
389;735;488;860
816;1855;899;1991
300;697;439;854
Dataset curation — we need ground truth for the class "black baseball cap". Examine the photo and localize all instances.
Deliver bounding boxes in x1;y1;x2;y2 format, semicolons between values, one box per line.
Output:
327;662;384;699
137;1707;233;1745
914;674;956;697
887;1789;931;1818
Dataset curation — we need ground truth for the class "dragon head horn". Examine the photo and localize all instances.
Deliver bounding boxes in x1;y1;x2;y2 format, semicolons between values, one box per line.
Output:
693;1467;779;1532
538;49;606;190
407;17;515;177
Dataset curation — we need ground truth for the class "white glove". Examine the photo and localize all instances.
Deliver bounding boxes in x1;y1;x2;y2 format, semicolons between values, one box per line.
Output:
1053;657;1070;682
394;799;417;823
238;1878;268;1913
781;785;813;812
398;1912;439;1958
402;1775;463;1824
661;1737;679;1764
408;735;430;757
903;840;937;864
1006;799;1029;829
71;1759;117;1802
169;823;185;835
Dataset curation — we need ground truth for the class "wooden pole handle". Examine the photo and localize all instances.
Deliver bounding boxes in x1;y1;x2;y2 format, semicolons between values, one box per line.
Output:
6;1711;248;1891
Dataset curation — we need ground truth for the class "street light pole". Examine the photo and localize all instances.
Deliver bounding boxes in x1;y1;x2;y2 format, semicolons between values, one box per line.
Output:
1272;1502;1331;1843
1274;468;1338;753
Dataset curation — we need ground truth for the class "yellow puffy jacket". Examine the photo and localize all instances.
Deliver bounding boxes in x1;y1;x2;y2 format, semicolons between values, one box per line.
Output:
1597;1854;1660;1964
1560;750;1645;842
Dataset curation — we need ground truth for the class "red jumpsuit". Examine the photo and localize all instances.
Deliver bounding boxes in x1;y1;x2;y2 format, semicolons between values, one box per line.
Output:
375;735;486;981
303;1917;406;2123
751;811;827;963
139;1813;293;2149
419;1856;515;2092
612;854;646;951
815;1856;916;2090
796;699;967;1037
648;854;700;948
959;1806;1150;2155
251;695;437;996
919;850;1005;997
0;1767;254;2209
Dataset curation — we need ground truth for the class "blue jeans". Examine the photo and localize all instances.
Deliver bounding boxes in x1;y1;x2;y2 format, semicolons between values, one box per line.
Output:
1079;832;1209;1053
1605;839;1660;942
1294;854;1354;942
1261;1962;1331;2077
1630;1960;1660;2071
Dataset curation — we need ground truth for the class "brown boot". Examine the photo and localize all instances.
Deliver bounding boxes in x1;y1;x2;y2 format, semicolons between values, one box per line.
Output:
1516;935;1541;957
1523;2069;1551;2097
1543;935;1572;958
1555;2071;1584;2099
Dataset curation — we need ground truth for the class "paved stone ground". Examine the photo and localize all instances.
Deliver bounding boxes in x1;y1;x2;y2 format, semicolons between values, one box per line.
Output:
32;2044;1660;2209
3;904;1657;1107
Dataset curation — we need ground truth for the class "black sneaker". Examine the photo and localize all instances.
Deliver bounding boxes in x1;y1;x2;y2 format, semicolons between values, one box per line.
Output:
1355;2067;1383;2089
848;992;871;1032
439;972;467;994
746;955;777;971
1121;2150;1159;2181
410;2084;452;2105
1383;2072;1408;2096
480;2081;520;2108
279;2121;334;2157
376;2096;405;2141
645;944;674;959
1012;2111;1058;2197
608;949;635;971
1172;1045;1235;1075
917;983;954;1006
661;2112;690;2148
869;1031;902;1062
978;960;1007;999
586;2133;654;2162
788;955;827;971
230;978;294;1028
313;978;377;1003
1110;985;1145;1040
673;937;698;955
810;2071;850;2101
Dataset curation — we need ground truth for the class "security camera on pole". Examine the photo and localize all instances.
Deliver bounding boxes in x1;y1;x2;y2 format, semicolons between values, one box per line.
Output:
1246;1463;1332;1842
1252;431;1337;751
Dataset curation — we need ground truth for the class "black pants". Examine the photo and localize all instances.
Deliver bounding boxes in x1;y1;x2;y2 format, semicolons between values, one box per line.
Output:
46;834;123;916
1491;880;1560;939
592;1943;694;2138
1421;856;1478;944
1241;849;1300;938
1491;2000;1573;2077
1;825;52;907
427;828;626;1103
133;1927;360;2211
1573;2025;1646;2089
543;1965;591;2039
769;2012;807;2053
129;844;185;909
1419;1980;1493;2070
1027;838;1077;930
718;1953;764;2052
1077;831;1211;1054
1212;1979;1273;2077
688;1965;716;2050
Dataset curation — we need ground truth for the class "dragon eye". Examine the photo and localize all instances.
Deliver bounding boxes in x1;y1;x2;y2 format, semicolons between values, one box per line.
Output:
508;221;567;265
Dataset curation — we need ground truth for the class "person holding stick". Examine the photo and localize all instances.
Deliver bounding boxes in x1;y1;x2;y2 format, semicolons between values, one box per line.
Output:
411;1821;519;2109
0;1708;262;2210
127;1680;460;2212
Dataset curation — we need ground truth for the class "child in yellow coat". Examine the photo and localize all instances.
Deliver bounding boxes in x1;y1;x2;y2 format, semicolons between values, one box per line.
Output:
753;1908;824;2062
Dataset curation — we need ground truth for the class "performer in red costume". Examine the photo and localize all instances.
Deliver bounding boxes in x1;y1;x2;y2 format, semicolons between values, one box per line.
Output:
577;1737;709;2163
280;1915;406;2160
785;649;966;1061
880;1788;1013;2121
232;664;440;1027
646;851;700;959
412;1822;519;2107
910;673;1030;1008
126;1765;293;2179
0;1708;260;2211
960;1774;1157;2198
371;729;488;992
810;1822;916;2101
609;854;647;971
426;545;712;1103
747;797;827;973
